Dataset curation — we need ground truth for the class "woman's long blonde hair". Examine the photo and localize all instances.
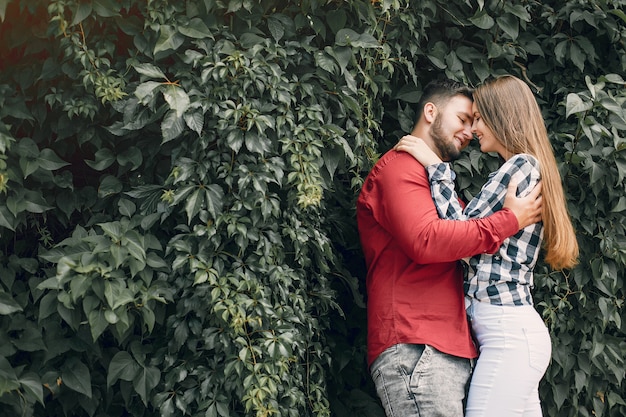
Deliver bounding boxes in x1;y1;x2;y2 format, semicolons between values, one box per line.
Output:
474;75;579;270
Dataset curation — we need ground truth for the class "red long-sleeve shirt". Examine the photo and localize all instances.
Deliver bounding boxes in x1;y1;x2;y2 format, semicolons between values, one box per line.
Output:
356;150;519;367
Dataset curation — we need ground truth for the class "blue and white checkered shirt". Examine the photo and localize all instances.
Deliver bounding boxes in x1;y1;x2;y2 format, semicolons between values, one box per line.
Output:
425;154;543;306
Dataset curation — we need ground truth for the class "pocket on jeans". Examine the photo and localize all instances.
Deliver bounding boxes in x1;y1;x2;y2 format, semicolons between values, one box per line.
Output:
409;344;432;388
523;326;552;373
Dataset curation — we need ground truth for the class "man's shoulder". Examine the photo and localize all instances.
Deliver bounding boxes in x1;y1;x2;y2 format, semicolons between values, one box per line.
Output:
368;150;426;178
358;150;427;205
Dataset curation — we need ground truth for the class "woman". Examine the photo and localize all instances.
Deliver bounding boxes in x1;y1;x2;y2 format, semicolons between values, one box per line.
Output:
394;75;579;416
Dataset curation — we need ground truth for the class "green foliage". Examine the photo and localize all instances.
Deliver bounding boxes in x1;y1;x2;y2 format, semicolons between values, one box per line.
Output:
0;0;624;416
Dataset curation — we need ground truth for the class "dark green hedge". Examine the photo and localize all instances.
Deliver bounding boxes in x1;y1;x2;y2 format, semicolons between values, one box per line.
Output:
0;0;624;416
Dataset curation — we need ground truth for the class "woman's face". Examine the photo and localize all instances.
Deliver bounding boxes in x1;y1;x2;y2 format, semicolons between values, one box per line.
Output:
471;102;510;159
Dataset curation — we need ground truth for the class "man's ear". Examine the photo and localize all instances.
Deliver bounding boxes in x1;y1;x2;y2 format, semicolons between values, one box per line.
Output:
423;102;437;123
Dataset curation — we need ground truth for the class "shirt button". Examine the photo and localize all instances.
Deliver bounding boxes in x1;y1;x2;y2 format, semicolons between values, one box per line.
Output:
494;255;502;261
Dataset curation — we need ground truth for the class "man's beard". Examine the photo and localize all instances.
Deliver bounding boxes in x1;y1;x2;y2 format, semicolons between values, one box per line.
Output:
431;114;462;162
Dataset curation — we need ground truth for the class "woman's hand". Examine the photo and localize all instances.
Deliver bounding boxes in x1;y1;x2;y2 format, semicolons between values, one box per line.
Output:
393;135;443;167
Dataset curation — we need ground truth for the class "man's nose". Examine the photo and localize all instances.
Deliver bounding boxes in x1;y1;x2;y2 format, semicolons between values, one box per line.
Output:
463;125;473;139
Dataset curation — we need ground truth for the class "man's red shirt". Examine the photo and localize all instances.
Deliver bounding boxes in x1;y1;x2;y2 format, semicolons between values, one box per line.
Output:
356;151;519;367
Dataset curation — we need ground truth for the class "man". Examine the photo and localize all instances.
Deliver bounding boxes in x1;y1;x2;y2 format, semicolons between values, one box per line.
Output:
356;79;542;417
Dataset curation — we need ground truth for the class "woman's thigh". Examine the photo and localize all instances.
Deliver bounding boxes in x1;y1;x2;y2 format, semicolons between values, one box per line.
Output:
466;303;551;417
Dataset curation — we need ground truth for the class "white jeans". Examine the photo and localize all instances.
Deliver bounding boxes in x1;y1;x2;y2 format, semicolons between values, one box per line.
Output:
466;299;552;417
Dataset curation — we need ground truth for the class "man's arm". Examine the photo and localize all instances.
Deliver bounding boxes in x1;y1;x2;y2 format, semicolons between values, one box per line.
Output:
371;153;519;264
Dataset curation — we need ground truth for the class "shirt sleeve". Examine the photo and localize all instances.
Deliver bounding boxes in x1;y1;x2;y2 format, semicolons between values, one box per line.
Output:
426;155;541;221
425;163;466;220
365;152;520;264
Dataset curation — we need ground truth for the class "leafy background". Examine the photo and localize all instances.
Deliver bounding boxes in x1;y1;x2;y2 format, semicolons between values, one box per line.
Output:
0;0;624;416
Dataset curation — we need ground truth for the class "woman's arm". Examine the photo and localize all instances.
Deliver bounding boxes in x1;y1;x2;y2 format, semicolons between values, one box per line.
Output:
394;135;443;166
394;135;541;223
394;135;466;220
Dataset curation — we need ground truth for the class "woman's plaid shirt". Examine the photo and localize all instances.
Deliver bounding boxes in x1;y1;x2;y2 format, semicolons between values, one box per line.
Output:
425;154;543;306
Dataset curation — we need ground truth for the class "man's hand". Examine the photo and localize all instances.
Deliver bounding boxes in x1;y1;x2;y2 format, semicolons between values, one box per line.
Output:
503;180;542;230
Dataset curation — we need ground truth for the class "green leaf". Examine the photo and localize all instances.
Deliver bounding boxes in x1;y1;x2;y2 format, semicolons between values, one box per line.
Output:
427;41;448;69
322;146;342;179
565;93;592;118
351;33;380;49
0;0;9;22
244;132;271;154
23;190;53;213
104;280;136;310
117;146;143;170
163;85;190;118
118;199;136;217
99;221;123;239
616;159;626;184
38;148;70;170
122;230;146;263
470;10;495;29
330;45;352;74
204;184;224;220
268;16;285;42
140;307;156;333
87;308;108;340
19;156;38;178
178;17;212;39
107;351;139;386
327;9;347;34
185;188;203;224
335;28;360;46
314;51;337;74
184;110;204;136
161;109;185;143
86;148;116;171
13;328;45;351
62;358;93;398
98;175;123;198
71;2;92;26
38;292;57;320
92;0;120;17
569;42;585;71
0;292;22;315
496;13;519;39
154;25;185;54
135;81;163;103
0;206;16;231
225;128;244;152
134;64;167;80
603;73;625;84
612;197;626;213
19;373;44;405
610;8;626;24
599;96;625;118
0;356;19;394
240;32;266;49
504;3;531;22
554;40;568;64
133;365;161;406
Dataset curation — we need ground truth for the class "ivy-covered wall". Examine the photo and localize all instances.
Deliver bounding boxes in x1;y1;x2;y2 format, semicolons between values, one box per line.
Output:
0;1;624;416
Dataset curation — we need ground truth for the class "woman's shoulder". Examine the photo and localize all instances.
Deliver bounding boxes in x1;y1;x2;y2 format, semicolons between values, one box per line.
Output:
487;153;540;185
505;153;539;169
495;154;540;179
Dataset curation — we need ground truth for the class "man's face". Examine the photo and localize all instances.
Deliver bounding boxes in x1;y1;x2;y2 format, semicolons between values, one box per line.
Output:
430;95;474;162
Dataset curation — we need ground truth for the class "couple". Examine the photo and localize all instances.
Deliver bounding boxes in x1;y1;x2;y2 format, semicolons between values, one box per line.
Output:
356;75;579;417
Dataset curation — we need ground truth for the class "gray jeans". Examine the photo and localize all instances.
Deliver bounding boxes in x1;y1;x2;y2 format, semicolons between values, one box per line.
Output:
370;344;472;417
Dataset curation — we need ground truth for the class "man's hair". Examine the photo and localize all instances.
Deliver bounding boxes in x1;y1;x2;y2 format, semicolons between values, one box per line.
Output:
415;79;473;121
